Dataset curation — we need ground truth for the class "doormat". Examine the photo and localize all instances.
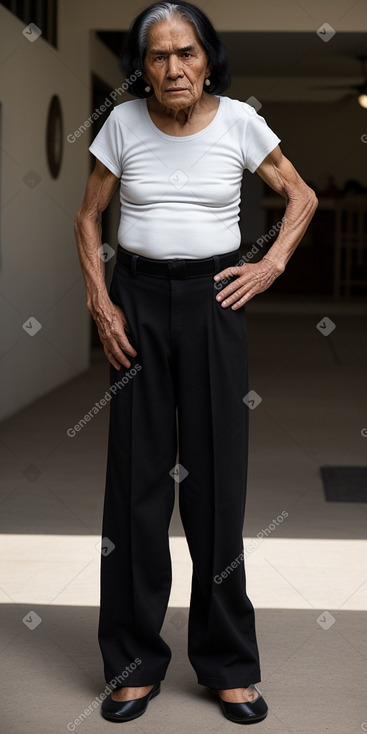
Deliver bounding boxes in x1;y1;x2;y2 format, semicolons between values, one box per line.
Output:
320;466;367;502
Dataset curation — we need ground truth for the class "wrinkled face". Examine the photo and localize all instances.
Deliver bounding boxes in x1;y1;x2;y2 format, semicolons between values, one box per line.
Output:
142;15;212;108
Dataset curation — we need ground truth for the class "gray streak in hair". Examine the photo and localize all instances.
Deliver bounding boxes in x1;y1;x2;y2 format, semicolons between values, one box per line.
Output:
138;2;203;61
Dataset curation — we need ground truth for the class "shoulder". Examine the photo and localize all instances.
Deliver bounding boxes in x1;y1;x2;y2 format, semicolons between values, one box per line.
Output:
111;98;146;122
219;95;251;113
217;95;261;128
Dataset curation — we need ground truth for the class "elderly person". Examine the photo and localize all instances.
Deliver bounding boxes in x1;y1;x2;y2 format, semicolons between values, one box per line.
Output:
74;0;317;725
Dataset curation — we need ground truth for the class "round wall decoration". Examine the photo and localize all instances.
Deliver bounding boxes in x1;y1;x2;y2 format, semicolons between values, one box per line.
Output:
46;95;63;178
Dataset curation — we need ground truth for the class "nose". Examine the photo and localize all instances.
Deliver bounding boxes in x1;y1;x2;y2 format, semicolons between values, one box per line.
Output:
167;54;184;78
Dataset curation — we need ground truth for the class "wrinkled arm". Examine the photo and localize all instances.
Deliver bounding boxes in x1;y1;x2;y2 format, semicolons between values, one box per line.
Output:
212;146;319;308
74;159;137;370
255;145;318;273
74;159;119;316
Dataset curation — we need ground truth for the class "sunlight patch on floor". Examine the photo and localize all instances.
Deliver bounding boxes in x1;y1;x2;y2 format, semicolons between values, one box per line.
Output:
0;535;366;610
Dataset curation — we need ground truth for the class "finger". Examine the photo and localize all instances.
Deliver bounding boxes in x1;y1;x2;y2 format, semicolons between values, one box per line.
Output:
215;275;250;302
219;282;250;307
221;277;265;307
114;345;134;368
113;309;138;356
214;266;260;301
118;333;137;356
109;357;122;370
108;322;137;357
230;292;250;309
104;346;122;370
100;329;136;362
213;265;242;283
105;341;133;369
230;285;261;308
112;353;131;369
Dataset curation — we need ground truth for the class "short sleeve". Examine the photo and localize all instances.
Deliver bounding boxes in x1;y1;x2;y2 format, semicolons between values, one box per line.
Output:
241;103;281;173
88;109;123;178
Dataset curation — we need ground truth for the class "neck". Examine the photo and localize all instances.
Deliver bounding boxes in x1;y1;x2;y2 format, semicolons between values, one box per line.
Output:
147;92;212;127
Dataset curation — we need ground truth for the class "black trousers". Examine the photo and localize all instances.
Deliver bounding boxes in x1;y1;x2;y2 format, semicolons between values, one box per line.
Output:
98;244;261;689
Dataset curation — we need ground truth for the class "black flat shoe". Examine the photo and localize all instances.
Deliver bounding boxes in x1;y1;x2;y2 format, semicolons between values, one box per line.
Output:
207;684;268;724
101;681;161;722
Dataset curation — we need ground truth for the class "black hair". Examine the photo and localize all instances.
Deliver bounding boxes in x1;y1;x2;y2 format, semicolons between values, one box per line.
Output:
119;0;231;98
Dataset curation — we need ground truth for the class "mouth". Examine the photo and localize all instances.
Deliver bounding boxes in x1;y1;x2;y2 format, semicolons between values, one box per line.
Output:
166;88;187;92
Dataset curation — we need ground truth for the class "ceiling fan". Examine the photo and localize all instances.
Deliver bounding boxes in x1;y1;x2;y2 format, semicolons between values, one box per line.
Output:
308;55;367;107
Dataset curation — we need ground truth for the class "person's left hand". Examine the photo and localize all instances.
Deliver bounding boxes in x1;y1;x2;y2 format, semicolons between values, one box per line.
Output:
213;256;284;309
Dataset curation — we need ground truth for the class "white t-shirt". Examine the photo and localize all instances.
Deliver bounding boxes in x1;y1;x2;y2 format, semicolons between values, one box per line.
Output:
88;95;281;259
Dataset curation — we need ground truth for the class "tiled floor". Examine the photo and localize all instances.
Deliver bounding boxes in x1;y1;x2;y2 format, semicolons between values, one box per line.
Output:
0;298;366;733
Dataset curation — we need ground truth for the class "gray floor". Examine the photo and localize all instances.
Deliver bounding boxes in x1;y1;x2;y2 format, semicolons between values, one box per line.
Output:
1;297;367;733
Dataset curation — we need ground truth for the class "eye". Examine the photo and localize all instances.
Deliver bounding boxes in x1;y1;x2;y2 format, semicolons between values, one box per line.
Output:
154;55;164;61
183;53;192;58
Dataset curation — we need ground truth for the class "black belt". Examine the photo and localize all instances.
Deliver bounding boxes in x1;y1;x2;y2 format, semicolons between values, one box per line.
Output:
116;245;241;279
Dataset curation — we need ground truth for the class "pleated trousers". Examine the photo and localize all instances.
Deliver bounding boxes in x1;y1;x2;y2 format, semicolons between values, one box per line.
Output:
98;244;262;689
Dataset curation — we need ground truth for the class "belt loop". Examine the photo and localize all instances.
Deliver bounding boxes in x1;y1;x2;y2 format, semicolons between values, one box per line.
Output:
213;254;221;275
131;254;139;277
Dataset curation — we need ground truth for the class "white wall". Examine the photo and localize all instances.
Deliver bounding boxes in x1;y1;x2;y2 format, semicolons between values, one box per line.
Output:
0;6;94;421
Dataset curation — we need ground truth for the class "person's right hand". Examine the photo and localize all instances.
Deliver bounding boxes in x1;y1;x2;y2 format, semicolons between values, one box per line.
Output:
92;299;137;370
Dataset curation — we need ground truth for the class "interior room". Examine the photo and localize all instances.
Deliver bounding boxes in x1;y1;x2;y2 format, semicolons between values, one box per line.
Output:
0;1;366;732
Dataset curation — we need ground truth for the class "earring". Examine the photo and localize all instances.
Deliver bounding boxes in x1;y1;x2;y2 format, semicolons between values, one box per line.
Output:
205;78;211;86
145;84;151;92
